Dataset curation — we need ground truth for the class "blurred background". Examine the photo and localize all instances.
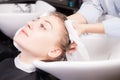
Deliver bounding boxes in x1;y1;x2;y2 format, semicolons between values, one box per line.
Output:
0;0;82;15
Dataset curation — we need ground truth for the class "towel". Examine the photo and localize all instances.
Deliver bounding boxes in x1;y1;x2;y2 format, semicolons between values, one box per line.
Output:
65;20;89;61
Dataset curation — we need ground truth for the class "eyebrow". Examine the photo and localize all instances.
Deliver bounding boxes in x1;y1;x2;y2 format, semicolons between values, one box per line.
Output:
44;20;53;29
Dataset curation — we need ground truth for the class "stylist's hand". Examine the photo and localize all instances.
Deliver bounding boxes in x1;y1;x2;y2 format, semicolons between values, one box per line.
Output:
72;22;87;36
73;23;105;35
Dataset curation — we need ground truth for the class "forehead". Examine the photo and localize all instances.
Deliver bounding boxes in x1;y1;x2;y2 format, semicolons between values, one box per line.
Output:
42;15;61;22
43;15;64;29
43;14;66;37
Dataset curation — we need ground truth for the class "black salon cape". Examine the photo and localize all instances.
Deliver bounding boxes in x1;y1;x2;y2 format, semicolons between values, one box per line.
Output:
0;58;59;80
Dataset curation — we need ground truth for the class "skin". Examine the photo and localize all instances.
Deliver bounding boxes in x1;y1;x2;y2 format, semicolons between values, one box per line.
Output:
72;22;105;36
14;15;65;64
68;13;105;36
68;13;87;24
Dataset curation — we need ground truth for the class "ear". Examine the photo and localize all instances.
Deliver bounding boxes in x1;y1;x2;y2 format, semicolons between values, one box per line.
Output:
48;48;62;59
67;41;77;54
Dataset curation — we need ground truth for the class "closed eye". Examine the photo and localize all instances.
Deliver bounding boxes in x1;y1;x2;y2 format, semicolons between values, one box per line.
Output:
40;24;46;30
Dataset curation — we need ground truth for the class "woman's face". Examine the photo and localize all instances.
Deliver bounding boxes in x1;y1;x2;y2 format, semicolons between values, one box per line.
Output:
14;15;64;59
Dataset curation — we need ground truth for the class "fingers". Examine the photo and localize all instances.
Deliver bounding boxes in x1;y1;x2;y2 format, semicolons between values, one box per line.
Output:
72;22;84;36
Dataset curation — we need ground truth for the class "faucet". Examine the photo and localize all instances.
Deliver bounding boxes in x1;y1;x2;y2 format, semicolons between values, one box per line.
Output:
25;4;31;13
15;4;31;13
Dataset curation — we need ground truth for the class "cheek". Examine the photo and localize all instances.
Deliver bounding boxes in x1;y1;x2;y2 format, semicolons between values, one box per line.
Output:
26;35;55;57
31;31;55;45
14;31;57;55
15;35;48;57
26;32;54;50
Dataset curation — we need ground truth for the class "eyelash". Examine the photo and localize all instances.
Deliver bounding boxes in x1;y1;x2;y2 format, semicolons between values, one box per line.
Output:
41;24;46;30
32;18;48;30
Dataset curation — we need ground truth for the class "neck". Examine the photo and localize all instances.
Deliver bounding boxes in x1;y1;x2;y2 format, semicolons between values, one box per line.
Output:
14;54;36;73
19;52;37;64
19;51;48;64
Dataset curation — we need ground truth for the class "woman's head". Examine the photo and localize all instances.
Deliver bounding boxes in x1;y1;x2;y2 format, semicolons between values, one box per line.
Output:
14;12;70;61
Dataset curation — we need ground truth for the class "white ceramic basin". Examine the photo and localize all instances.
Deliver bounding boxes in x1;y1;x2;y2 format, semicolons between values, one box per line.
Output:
67;34;120;61
34;34;120;80
0;1;56;38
